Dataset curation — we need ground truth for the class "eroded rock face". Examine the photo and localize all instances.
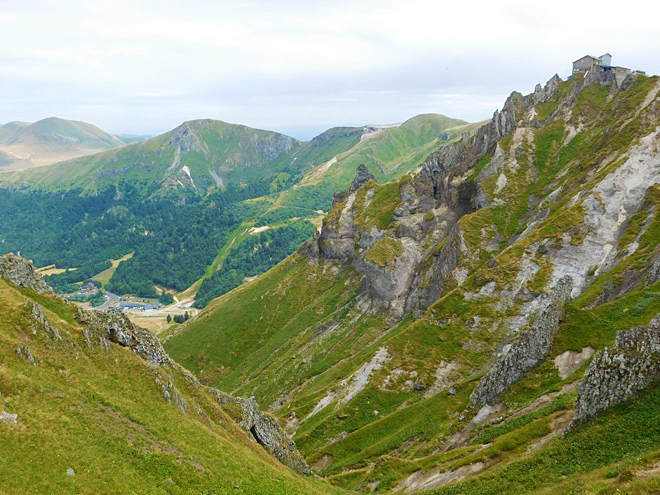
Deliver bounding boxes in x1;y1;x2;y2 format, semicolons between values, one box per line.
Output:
470;276;573;406
75;309;170;366
331;163;375;206
571;317;660;428
317;190;360;261
16;343;37;365
169;121;207;154
405;225;464;313
209;388;310;475
155;374;187;413
0;254;51;293
239;397;311;475
308;76;565;320
24;301;62;342
357;238;424;316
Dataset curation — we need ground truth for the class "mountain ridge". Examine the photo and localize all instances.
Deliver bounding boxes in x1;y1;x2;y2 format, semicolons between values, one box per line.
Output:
1;113;470;199
164;69;660;494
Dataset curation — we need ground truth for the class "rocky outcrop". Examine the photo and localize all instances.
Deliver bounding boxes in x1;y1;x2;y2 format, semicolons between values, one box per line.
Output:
0;254;51;293
155;374;187;413
24;301;62;342
254;134;296;160
316;189;359;261
405;225;464;313
571;317;660;428
308;76;565;320
645;254;660;287
331;163;375;205
311;164;377;260
0;411;18;424
470;276;573;406
312;168;471;318
82;326;111;351
209;388;310;475
239;397;311;475
169;121;207;154
408;76;560;214
75;309;170;366
357;238;424;316
16;343;37;365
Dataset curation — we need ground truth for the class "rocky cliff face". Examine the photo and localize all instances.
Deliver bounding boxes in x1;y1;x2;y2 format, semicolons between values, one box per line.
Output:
308;75;564;318
239;396;311;475
24;301;63;342
75;308;171;366
571;317;660;427
470;276;573;406
210;389;311;475
0;253;51;293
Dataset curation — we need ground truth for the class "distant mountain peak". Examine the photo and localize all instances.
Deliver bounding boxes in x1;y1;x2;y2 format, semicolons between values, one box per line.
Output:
0;117;126;170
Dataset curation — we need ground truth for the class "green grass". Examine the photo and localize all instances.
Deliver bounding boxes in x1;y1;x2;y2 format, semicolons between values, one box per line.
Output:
471;395;572;445
160;73;660;494
0;278;346;495
534;100;559;121
429;387;660;495
354;181;402;230
555;281;660;354
365;237;404;266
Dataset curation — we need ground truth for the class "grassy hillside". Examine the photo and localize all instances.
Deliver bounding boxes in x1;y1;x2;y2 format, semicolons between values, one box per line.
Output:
0;273;346;495
0;113;472;310
165;73;660;493
279;114;478;211
0;149;28;169
0;117;125;169
2;119;363;197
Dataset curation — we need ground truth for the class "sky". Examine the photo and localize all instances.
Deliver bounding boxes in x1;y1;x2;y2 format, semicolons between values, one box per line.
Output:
1;0;659;140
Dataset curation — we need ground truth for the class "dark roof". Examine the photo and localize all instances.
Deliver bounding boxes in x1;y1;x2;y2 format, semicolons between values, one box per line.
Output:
573;55;599;63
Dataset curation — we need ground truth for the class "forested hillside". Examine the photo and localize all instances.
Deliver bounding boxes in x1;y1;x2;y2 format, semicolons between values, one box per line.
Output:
0;115;470;306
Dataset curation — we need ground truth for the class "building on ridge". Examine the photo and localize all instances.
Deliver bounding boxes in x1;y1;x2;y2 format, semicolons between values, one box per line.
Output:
572;53;631;86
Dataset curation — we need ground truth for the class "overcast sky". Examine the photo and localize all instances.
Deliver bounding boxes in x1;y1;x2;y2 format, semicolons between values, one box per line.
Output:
1;0;659;140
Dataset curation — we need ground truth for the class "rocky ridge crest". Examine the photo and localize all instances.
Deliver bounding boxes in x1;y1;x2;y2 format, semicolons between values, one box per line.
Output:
571;317;660;427
0;253;52;293
308;75;565;317
470;276;573;406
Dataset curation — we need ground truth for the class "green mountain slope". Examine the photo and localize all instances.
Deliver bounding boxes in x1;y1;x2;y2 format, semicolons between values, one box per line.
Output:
165;71;660;493
278;114;478;211
0;255;344;495
4;119;364;197
0;114;472;311
189;114;475;307
0;117;125;170
0;149;28;169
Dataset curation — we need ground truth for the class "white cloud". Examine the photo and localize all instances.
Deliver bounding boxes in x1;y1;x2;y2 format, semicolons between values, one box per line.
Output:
1;0;659;137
